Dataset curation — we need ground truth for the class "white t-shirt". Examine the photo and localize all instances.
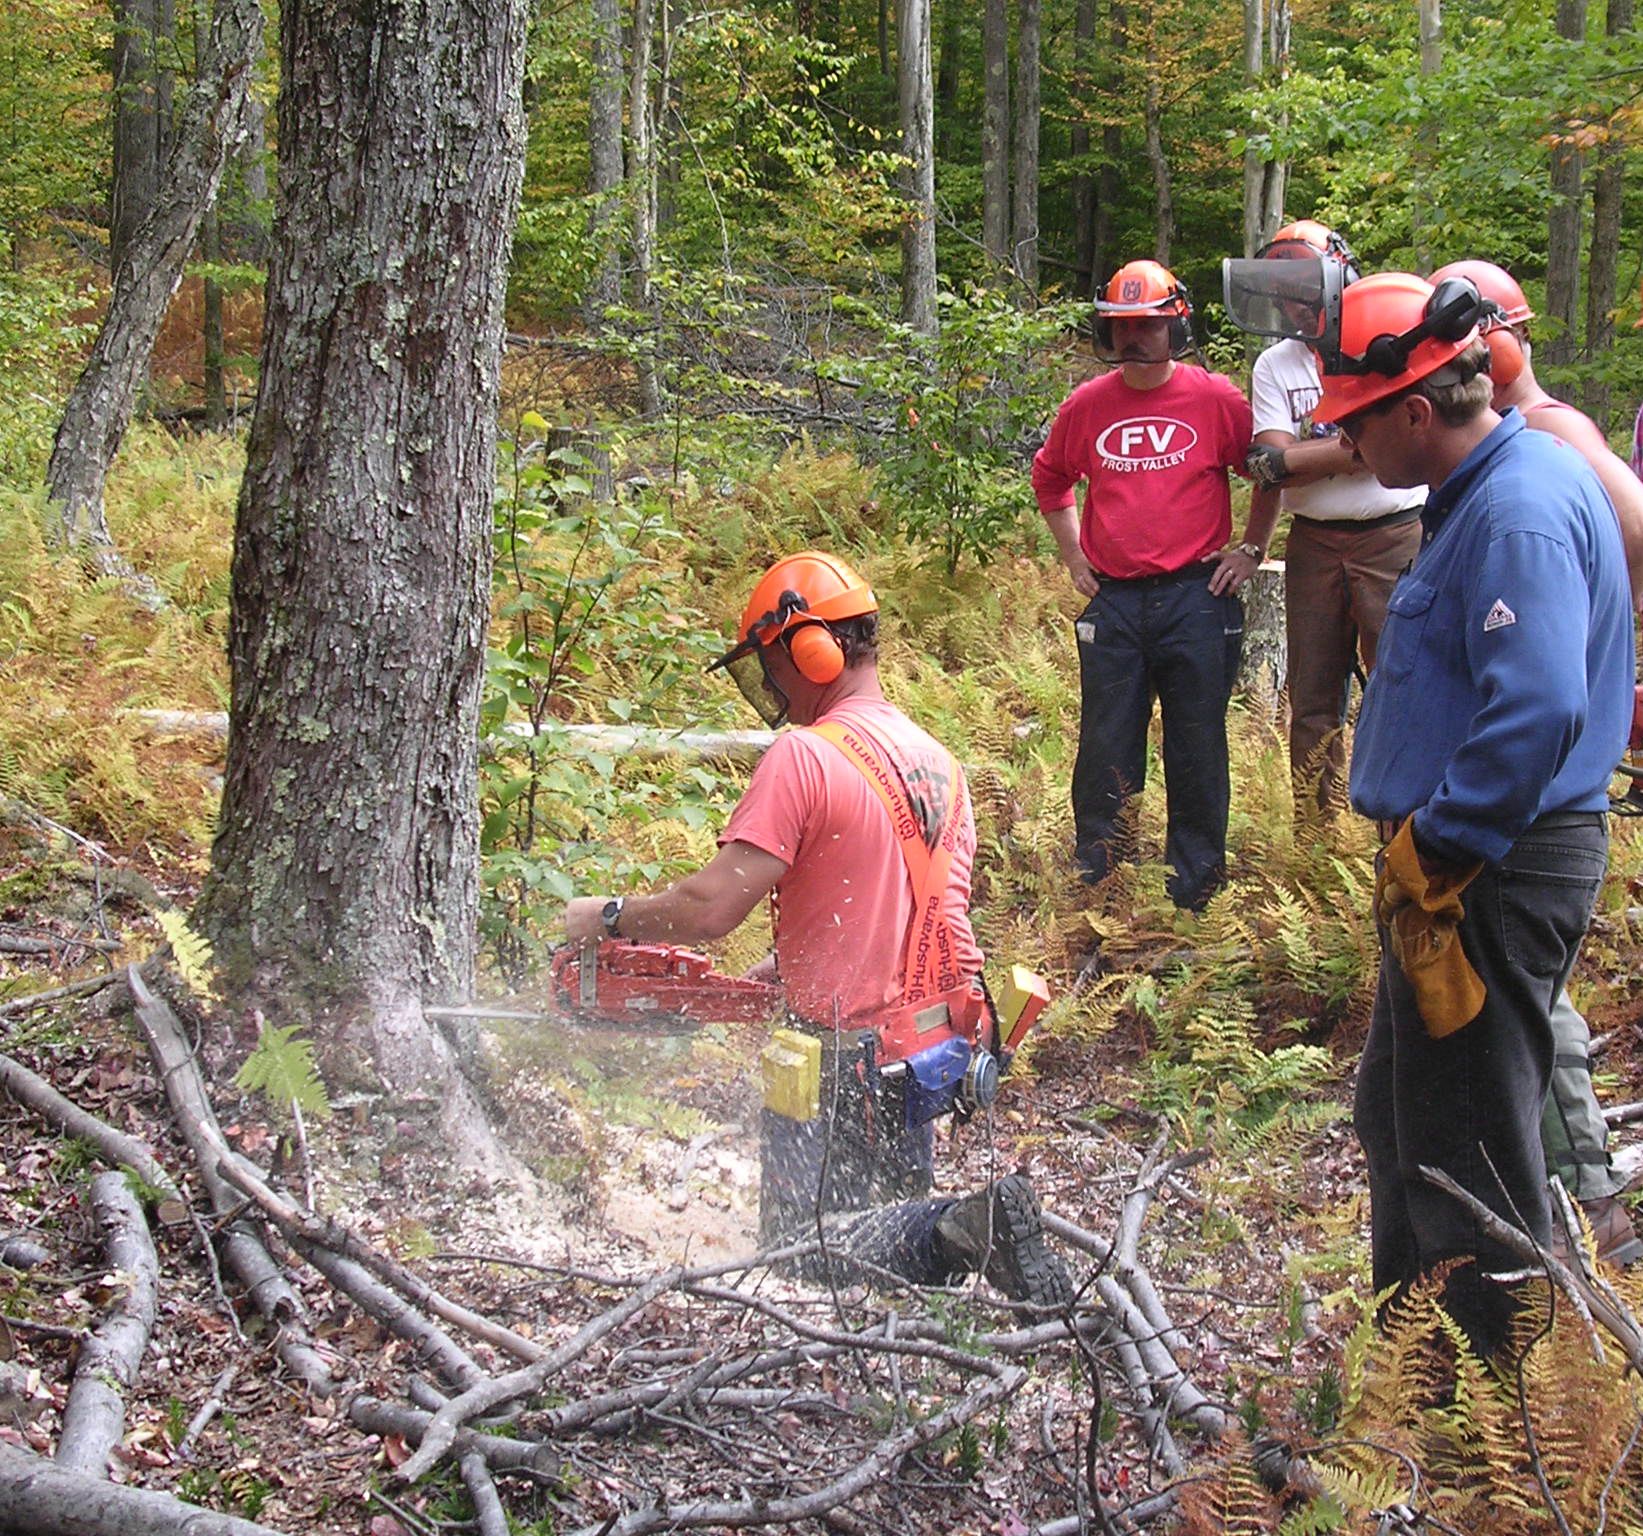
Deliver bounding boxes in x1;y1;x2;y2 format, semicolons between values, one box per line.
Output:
1251;338;1425;522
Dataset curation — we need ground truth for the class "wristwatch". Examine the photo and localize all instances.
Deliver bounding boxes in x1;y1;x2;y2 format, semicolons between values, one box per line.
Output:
1236;541;1265;562
600;897;625;939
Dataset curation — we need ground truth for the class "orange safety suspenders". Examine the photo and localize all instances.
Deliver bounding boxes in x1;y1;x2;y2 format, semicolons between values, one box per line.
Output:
806;718;985;1060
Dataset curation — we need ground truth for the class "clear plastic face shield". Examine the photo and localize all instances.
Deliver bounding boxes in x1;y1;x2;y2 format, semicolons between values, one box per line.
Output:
1222;254;1348;361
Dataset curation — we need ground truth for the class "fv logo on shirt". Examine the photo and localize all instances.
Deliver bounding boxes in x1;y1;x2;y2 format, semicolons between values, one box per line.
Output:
1094;416;1199;472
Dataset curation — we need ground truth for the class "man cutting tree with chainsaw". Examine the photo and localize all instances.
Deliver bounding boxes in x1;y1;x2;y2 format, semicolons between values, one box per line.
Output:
560;551;1073;1308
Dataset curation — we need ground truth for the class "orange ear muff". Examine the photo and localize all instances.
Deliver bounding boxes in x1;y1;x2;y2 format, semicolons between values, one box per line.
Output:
1483;326;1524;388
786;621;845;684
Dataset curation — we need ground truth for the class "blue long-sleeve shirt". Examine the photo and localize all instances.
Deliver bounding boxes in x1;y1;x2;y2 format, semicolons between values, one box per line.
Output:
1350;410;1634;865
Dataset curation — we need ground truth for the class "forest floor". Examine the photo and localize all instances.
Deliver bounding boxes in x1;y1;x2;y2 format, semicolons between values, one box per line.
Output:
5;835;1642;1536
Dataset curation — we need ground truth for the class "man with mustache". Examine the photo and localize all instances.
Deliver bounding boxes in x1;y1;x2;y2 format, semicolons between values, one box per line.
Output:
1033;259;1258;910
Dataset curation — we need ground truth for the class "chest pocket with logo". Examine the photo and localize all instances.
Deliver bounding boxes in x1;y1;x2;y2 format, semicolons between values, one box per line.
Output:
1375;577;1437;684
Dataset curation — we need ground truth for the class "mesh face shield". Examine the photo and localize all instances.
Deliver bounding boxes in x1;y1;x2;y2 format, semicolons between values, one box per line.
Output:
1222;256;1348;359
710;640;790;727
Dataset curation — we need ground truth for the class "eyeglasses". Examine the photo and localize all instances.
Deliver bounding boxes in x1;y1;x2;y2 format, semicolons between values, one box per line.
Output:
1336;397;1398;449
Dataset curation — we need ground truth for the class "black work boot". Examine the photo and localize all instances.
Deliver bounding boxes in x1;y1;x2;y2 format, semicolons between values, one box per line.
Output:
934;1174;1073;1308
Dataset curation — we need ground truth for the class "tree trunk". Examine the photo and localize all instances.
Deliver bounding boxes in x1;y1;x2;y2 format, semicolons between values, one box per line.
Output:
1259;0;1289;240
878;0;891;76
1092;1;1124;292
936;0;962;158
1011;0;1040;290
982;0;1009;268
898;0;937;332
196;0;529;1177
1544;0;1587;365
110;0;175;275
628;0;662;415
1239;0;1264;257
1070;0;1096;294
1142;20;1172;265
1582;0;1631;427
1412;0;1440;271
45;0;262;566
587;0;625;320
195;0;224;427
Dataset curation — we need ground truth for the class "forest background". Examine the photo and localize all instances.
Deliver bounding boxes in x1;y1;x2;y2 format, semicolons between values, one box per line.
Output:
2;0;1643;1530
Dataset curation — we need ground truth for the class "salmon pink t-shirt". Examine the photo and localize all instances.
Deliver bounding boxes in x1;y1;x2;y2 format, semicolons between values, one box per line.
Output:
719;696;984;1026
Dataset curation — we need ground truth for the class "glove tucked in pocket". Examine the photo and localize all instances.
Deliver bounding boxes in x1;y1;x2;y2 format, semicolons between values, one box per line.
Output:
1374;816;1486;1039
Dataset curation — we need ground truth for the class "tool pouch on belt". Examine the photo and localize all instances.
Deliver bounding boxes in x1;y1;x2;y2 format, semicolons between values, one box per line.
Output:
1375;816;1486;1039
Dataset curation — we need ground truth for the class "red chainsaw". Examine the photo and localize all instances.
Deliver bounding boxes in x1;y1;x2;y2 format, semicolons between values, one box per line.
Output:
548;939;784;1027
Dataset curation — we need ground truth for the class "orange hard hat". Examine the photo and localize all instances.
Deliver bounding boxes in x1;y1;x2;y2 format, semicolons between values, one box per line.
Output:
1430;260;1534;328
1096;259;1191;318
1314;272;1485;424
1259;220;1360;280
731;551;876;649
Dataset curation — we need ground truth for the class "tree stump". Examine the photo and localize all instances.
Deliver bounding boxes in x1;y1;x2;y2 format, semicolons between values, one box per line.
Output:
1235;559;1286;720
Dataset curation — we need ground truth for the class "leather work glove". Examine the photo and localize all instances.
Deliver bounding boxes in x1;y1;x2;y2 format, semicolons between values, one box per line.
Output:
1374;816;1486;1040
1244;441;1291;489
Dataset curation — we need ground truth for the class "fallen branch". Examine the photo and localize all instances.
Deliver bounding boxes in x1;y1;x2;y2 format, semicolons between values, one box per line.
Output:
0;973;121;1018
0;934;122;956
567;1359;1027;1536
461;1452;509;1536
0;1050;183;1205
1603;1101;1643;1128
127;966;335;1395
55;1172;161;1477
176;1364;240;1460
346;1396;561;1476
0;1441;294;1535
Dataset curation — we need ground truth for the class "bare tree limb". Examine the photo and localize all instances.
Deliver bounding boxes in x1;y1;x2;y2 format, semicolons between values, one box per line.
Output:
55;1172;161;1477
346;1395;562;1477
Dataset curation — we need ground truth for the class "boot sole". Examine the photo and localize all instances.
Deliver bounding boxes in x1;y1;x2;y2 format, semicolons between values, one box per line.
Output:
986;1176;1074;1309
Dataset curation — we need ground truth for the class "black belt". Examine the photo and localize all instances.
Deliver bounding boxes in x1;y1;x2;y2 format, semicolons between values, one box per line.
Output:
1294;505;1422;534
1373;808;1605;846
1094;560;1214;586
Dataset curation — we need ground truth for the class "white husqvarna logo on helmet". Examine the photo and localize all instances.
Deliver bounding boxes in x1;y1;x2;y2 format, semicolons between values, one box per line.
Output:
1095;416;1197;472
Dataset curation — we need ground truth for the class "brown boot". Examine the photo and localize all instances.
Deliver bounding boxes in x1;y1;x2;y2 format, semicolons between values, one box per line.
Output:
1551;1196;1643;1267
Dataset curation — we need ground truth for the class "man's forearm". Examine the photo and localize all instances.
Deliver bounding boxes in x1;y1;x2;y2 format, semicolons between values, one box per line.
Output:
1241;487;1282;555
1273;435;1363;488
1043;504;1086;566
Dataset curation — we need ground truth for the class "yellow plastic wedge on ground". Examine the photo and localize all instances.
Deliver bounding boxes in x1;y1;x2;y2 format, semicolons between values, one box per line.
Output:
761;1027;821;1121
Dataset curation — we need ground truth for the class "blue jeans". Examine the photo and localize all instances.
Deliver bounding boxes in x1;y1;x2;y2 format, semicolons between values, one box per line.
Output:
1072;570;1243;909
1353;811;1608;1355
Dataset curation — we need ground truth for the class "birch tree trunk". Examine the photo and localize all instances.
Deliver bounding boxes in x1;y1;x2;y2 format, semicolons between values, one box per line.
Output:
1092;0;1125;290
1544;0;1587;366
982;0;1010;269
586;0;625;320
1142;17;1172;266
1581;0;1631;427
898;0;937;333
628;0;662;415
1239;0;1265;258
196;0;530;1177
45;0;261;565
1011;0;1040;291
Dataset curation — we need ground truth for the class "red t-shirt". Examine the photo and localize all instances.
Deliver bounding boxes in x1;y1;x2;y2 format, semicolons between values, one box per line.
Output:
719;696;984;1026
1032;364;1253;578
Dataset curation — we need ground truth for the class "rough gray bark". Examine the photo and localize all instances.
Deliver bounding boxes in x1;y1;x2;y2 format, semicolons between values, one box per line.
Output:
0;1442;291;1536
1142;23;1172;265
55;1172;160;1477
195;0;530;1176
1545;0;1587;365
110;0;175;275
898;0;937;332
1011;0;1040;290
587;0;625;320
196;0;225;426
45;0;261;564
1070;0;1096;293
628;0;662;415
982;0;1010;267
1582;0;1631;427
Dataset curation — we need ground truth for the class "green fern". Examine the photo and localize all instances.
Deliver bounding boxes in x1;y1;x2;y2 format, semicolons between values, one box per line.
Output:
157;909;219;1001
234;1023;331;1122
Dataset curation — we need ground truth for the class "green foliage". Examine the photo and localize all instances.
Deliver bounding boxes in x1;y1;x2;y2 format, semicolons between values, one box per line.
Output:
234;1023;331;1123
158;909;220;1001
0;269;99;478
479;427;737;977
820;288;1083;572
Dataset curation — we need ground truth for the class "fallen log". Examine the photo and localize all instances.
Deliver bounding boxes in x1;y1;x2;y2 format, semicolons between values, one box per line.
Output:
127;967;335;1395
347;1395;561;1476
54;1173;161;1477
0;1440;293;1535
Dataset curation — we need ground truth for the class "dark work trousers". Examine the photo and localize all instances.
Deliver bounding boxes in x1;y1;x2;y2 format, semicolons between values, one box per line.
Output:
1072;569;1243;910
1284;514;1422;810
1353;812;1608;1357
759;1043;956;1285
